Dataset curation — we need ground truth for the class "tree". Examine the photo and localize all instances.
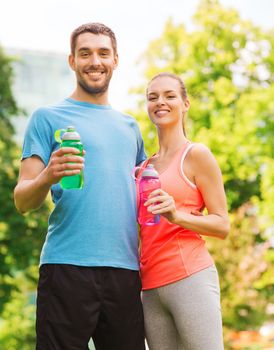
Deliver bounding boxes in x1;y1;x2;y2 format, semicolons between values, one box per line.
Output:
129;0;274;338
0;46;50;348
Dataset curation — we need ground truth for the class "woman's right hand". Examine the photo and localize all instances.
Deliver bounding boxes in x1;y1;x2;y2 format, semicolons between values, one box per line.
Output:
145;188;178;223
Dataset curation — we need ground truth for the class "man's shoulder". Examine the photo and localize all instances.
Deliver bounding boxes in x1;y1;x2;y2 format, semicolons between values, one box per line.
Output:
112;109;139;127
33;99;68;115
30;100;71;125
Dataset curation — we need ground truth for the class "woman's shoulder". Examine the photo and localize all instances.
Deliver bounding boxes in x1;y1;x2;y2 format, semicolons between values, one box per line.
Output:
188;143;218;170
189;142;212;158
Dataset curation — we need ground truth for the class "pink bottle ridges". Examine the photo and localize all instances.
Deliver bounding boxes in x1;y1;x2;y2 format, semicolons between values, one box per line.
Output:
138;164;161;226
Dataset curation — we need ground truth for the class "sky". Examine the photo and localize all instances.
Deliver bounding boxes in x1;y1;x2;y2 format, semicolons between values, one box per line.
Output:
0;0;274;110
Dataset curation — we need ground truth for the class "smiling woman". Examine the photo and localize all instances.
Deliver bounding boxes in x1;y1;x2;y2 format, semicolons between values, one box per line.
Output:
138;72;230;350
146;73;189;136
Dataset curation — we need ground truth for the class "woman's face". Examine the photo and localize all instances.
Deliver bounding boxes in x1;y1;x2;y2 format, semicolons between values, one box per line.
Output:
146;76;189;128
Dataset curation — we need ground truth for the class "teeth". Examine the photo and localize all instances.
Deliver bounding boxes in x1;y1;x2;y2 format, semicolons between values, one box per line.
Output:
86;71;103;79
156;110;169;117
86;70;103;74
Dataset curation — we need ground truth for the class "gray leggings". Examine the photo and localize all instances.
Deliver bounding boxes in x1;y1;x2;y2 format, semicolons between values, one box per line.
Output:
142;265;224;350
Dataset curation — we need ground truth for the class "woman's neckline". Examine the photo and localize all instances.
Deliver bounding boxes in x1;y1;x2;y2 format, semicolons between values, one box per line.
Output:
150;140;190;175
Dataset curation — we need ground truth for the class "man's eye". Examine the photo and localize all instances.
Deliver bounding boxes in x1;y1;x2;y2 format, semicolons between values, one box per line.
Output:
80;53;89;57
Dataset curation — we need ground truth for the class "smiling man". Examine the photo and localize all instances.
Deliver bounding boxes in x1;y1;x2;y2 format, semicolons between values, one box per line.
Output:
14;23;146;350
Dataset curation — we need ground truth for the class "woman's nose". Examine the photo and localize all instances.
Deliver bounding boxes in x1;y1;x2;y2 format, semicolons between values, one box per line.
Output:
156;96;166;105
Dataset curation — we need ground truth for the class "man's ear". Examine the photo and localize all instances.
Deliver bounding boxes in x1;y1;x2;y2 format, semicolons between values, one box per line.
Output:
113;54;119;70
68;54;76;71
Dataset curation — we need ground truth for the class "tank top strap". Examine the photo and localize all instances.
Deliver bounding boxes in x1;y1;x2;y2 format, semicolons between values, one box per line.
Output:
135;157;152;181
140;158;150;169
180;142;197;189
180;142;195;163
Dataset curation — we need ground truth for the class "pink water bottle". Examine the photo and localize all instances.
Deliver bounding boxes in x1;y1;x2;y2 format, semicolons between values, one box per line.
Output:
138;164;161;226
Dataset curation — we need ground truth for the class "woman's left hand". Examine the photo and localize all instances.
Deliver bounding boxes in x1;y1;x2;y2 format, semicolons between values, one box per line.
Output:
144;189;178;223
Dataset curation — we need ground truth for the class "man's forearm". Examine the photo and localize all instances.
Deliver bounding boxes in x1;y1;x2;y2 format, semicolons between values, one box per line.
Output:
14;173;52;214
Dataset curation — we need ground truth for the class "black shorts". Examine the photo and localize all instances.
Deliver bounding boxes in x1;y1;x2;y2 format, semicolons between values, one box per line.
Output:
36;264;145;350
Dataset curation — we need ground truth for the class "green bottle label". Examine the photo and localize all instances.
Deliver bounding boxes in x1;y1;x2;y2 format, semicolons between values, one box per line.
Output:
55;128;84;190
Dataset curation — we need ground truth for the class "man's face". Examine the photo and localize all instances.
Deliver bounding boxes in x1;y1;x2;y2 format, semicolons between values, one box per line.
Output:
69;32;118;95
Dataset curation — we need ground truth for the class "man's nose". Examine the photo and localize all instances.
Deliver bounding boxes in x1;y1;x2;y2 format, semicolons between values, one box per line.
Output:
89;54;100;65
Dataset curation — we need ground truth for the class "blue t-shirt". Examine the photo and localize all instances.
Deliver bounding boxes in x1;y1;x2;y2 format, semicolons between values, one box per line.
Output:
22;98;146;270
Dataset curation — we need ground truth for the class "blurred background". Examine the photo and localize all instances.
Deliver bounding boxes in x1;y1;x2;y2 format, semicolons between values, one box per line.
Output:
0;0;273;348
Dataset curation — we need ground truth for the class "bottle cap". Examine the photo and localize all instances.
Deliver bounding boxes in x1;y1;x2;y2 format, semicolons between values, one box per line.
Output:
62;126;81;141
54;126;81;143
141;164;159;178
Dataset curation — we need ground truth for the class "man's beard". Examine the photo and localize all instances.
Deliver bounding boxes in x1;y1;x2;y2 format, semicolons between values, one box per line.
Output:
78;76;110;95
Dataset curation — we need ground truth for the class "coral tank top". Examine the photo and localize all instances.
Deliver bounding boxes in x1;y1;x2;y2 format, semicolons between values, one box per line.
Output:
138;142;214;290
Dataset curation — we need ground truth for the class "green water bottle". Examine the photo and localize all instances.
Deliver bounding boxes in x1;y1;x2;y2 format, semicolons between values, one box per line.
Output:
54;126;84;189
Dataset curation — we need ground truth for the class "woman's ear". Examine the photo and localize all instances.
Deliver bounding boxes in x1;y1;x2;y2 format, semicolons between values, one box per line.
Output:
184;98;190;110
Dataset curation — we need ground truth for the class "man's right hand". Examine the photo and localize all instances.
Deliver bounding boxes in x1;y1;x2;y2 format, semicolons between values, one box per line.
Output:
44;147;85;185
14;148;85;214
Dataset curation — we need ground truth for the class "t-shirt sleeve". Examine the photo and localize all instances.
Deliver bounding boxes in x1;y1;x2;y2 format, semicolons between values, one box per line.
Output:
22;108;54;166
134;122;147;166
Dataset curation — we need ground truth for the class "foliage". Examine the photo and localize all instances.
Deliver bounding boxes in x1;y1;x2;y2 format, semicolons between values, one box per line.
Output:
129;0;274;332
0;46;50;347
0;270;36;350
208;204;272;330
0;0;274;346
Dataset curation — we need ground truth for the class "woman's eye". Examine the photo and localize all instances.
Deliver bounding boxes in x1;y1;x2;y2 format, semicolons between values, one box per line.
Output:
148;97;157;101
167;95;176;99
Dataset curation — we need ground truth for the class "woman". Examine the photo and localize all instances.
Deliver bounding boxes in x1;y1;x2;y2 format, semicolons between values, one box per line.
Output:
138;72;230;350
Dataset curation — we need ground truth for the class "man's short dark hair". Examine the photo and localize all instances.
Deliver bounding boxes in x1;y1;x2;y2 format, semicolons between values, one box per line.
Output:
70;22;117;55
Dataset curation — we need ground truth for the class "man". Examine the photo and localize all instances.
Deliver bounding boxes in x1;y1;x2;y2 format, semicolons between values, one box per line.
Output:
14;23;146;350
